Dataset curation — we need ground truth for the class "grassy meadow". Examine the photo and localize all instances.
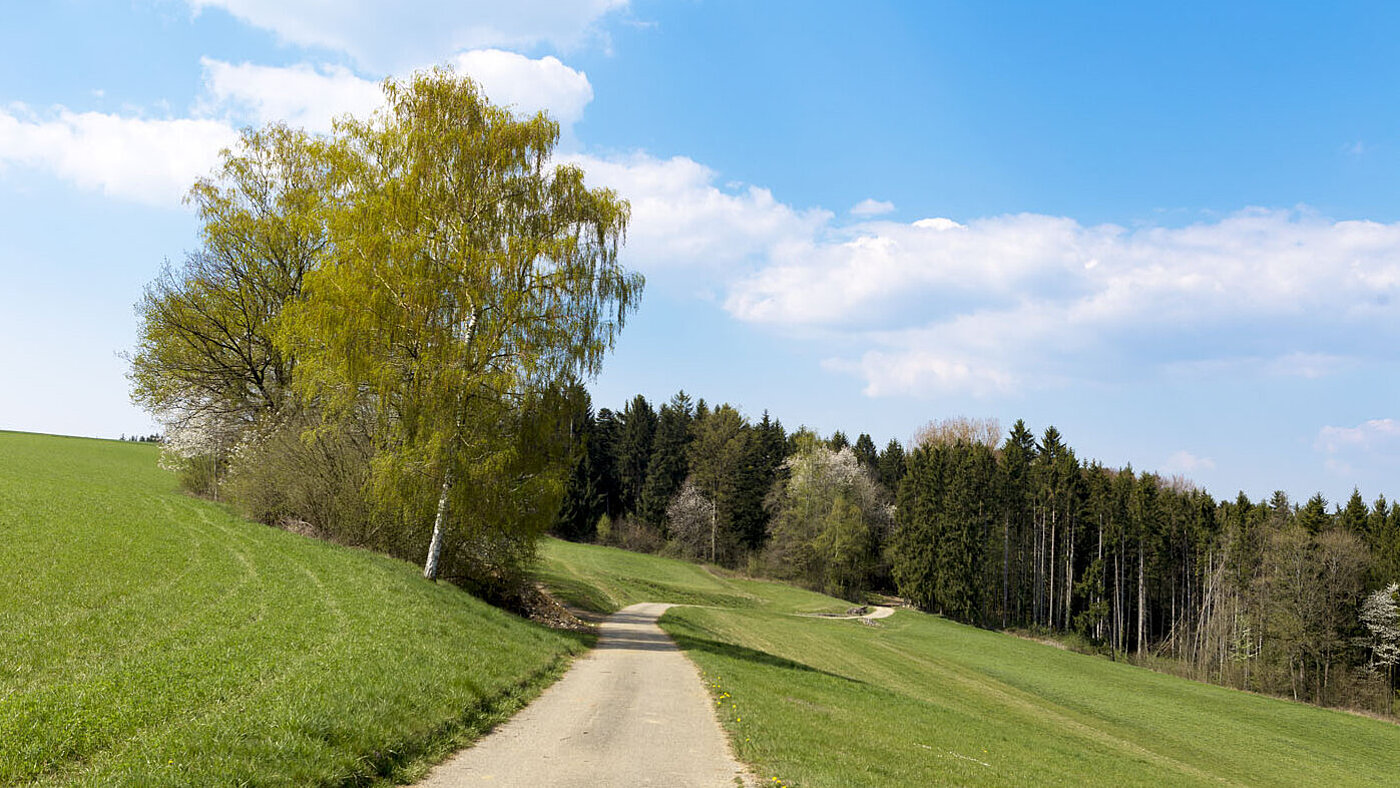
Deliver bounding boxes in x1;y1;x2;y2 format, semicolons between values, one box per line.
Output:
0;431;589;786
536;538;1400;787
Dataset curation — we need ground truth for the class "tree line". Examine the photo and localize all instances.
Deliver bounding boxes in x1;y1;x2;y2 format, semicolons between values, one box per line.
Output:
554;398;1400;715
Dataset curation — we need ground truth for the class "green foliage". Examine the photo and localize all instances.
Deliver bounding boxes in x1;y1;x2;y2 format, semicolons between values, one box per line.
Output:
275;68;641;585
852;432;878;471
614;395;657;515
876;437;906;492
765;443;890;599
129;124;329;426
639;391;694;526
893;441;996;621
0;431;587;786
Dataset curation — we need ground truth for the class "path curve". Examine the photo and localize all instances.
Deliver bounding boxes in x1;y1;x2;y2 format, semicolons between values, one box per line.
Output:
417;602;749;788
801;604;895;620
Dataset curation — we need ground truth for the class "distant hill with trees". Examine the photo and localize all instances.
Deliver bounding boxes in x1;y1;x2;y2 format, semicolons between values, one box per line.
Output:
552;391;1400;716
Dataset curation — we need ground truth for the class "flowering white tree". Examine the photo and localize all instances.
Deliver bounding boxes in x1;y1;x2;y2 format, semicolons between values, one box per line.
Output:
667;479;716;561
765;441;892;598
1360;582;1400;713
156;408;248;499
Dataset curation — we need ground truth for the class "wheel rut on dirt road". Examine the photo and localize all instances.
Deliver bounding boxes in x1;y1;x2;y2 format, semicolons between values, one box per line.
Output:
417;602;750;788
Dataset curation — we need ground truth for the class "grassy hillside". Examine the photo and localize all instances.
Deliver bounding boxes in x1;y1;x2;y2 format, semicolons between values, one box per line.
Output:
0;431;588;786
536;538;1400;787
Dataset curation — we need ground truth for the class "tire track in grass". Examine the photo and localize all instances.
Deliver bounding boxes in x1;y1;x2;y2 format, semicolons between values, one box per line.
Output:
870;640;1239;786
3;502;330;784
0;497;256;698
1;495;223;689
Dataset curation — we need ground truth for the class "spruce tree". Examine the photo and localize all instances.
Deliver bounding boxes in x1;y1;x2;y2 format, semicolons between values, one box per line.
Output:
877;438;906;492
1297;493;1331;536
615;395;656;516
853;433;879;472
553;388;601;541
639;391;694;527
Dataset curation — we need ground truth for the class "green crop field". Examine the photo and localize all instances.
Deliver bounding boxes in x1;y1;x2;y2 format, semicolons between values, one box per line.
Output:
0;431;588;786
536;538;1400;787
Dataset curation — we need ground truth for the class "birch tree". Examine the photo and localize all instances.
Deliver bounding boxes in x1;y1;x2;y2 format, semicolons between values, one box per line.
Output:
281;68;640;582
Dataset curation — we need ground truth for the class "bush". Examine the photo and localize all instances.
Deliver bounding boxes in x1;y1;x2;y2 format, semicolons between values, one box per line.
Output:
224;414;388;548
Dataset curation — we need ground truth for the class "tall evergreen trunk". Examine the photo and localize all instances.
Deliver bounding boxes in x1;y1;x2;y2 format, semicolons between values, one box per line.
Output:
1049;508;1057;631
1002;513;1010;628
1137;541;1146;657
1065;514;1075;631
423;470;453;580
1096;518;1104;641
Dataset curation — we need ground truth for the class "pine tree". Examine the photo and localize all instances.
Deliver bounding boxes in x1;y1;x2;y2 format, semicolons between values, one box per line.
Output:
593;407;622;518
853;433;879;472
553;386;604;541
1297;493;1331;536
877;438;906;492
1339;488;1369;536
639;391;694;527
615;395;656;516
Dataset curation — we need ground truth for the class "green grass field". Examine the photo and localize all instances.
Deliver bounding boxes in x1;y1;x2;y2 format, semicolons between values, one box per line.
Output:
536;538;1400;787
534;537;847;615
0;431;589;786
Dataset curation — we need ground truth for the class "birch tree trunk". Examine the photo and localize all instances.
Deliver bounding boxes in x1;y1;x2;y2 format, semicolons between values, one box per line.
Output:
423;469;454;580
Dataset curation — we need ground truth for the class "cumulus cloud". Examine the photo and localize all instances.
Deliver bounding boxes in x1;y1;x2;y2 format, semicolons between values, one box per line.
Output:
185;0;629;72
567;151;830;270
657;206;1400;395
1163;450;1216;475
1;51;595;207
850;198;894;217
1316;418;1400;477
0;105;237;206
198;58;382;134
198;50;593;133
448;50;593;126
1317;419;1400;454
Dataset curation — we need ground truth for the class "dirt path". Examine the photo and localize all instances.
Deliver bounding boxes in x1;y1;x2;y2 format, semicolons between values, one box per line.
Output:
416;602;749;787
801;604;895;620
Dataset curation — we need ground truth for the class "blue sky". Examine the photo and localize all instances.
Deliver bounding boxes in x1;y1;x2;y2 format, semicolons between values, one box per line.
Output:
3;1;1400;507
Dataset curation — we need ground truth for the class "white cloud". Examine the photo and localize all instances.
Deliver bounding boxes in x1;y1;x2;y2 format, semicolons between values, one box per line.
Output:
0;105;238;206
851;198;894;217
822;350;1014;398
1316;419;1400;478
0;51;595;207
1163;450;1216;475
448;50;593;126
1317;419;1400;454
198;50;593;133
198;58;382;134
568;151;830;270
186;0;629;72
669;207;1400;395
